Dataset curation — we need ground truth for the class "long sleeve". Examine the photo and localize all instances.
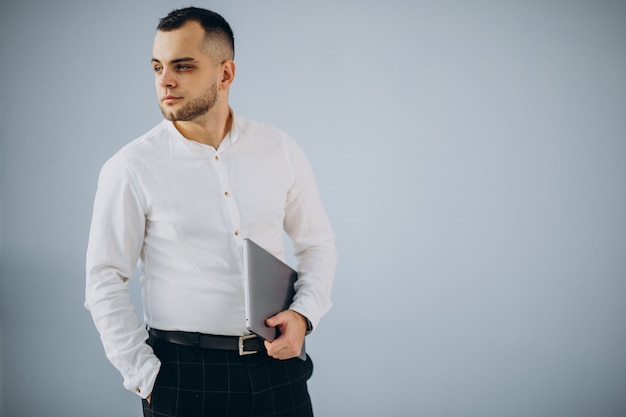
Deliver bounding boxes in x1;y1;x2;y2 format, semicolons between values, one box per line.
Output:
85;154;160;398
282;140;338;330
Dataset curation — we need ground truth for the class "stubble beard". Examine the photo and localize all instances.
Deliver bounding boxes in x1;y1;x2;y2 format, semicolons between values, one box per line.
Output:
160;82;219;122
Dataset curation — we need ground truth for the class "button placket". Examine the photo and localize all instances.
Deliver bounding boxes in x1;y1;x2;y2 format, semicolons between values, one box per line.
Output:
212;152;242;241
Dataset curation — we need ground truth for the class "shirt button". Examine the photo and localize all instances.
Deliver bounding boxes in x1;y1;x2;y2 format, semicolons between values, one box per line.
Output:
214;155;219;161
136;388;141;394
234;230;240;236
224;191;230;197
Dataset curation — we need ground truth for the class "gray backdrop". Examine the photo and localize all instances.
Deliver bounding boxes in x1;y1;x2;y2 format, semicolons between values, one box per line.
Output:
1;1;625;416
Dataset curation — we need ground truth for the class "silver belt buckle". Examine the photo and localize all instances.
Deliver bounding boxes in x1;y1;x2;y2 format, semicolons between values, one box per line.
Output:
238;334;258;356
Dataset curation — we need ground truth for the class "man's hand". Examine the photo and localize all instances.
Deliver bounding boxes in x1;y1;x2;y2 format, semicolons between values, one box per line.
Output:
264;310;307;360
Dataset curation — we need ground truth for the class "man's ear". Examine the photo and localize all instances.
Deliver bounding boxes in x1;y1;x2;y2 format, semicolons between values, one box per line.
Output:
220;60;236;90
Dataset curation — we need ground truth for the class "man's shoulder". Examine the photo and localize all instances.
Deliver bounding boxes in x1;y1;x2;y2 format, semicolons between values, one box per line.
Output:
234;114;291;141
110;121;170;160
100;121;170;175
233;114;309;163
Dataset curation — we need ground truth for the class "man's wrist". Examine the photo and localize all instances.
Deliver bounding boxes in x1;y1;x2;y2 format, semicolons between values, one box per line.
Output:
292;310;313;334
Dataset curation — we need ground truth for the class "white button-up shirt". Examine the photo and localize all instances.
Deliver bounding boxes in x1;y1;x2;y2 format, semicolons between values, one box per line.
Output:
85;113;337;397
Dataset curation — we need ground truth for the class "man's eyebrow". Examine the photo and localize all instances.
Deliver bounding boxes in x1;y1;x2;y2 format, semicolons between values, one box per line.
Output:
151;57;197;64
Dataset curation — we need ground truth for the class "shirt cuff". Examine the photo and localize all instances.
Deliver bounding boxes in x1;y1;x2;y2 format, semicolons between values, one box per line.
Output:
124;357;161;399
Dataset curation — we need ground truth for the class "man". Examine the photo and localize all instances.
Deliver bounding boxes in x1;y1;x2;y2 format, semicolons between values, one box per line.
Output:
85;7;336;417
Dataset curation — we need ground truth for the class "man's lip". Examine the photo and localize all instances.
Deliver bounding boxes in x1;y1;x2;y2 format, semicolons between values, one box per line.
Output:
162;95;181;102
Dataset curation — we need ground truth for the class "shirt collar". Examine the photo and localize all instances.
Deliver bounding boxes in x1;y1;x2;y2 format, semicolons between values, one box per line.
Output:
227;107;240;145
163;107;240;149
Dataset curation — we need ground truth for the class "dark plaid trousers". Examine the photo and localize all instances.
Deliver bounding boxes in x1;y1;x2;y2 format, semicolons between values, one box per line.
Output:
142;333;314;417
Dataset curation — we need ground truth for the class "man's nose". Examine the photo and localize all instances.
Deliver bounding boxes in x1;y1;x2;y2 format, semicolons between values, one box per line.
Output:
158;68;176;88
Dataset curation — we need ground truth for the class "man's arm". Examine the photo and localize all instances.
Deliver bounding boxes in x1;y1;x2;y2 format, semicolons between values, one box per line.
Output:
270;138;337;359
84;155;160;398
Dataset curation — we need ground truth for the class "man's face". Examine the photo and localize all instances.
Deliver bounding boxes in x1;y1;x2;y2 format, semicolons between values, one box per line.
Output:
152;21;221;122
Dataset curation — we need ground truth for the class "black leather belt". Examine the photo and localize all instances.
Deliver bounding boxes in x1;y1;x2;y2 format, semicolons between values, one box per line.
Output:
149;328;265;356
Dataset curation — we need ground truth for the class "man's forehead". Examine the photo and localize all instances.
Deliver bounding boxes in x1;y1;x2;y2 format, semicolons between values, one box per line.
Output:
153;22;205;58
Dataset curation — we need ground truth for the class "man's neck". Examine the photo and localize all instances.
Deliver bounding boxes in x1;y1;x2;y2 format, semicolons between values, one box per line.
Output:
173;107;233;149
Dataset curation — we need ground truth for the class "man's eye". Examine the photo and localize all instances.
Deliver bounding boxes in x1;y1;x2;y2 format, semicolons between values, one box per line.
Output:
177;65;192;71
153;66;162;73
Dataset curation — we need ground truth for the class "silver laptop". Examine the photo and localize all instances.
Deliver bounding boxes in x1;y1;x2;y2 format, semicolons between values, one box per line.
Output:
243;238;306;360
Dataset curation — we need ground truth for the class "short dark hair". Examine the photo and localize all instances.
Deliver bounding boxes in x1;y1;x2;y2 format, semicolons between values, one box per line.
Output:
157;7;235;60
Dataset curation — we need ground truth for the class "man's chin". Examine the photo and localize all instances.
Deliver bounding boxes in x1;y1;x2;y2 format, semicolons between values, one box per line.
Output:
160;109;178;122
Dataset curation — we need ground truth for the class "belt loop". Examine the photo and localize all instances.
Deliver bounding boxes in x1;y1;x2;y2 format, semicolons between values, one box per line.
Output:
193;333;201;354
